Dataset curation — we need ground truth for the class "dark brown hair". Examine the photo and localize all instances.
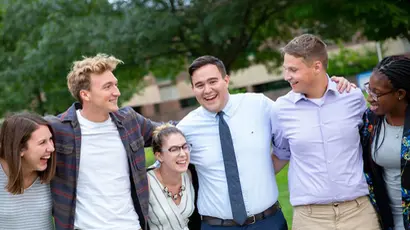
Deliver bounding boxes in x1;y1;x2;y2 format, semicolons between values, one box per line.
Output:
188;55;227;84
281;34;328;69
0;112;56;194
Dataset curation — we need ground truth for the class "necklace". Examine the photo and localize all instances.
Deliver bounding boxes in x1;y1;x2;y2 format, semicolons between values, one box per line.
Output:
395;127;403;139
163;185;186;200
386;116;404;139
156;169;186;200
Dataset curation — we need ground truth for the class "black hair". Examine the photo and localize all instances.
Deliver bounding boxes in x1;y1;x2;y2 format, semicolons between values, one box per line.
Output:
373;55;410;156
188;55;227;84
375;55;410;101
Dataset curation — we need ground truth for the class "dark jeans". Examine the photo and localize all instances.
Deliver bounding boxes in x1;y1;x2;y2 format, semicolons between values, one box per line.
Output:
200;209;288;230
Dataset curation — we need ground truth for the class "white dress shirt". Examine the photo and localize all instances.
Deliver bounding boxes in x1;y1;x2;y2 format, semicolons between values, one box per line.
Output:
177;93;279;219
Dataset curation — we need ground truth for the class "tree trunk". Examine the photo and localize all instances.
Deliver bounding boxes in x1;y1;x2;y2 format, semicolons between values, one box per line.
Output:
36;89;46;115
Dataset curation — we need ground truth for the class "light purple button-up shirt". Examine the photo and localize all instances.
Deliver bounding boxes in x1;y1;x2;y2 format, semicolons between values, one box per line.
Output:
272;79;369;206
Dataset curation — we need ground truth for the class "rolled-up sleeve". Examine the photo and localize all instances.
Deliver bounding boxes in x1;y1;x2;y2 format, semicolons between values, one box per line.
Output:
264;96;291;160
271;128;291;160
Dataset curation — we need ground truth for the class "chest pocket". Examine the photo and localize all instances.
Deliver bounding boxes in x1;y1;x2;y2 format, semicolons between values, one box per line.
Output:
130;136;146;170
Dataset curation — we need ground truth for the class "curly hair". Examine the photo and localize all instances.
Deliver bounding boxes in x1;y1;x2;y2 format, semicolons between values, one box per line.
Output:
67;53;123;103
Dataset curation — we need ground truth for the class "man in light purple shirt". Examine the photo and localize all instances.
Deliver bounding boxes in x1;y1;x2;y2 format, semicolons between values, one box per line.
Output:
272;34;380;230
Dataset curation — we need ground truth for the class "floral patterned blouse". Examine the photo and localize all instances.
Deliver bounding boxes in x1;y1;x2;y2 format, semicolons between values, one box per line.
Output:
360;107;410;230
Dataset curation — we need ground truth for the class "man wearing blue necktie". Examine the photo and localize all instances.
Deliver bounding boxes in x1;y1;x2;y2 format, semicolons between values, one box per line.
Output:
177;55;352;230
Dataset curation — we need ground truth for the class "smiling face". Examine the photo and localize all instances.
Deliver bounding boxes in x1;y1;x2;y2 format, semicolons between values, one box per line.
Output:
283;53;321;94
81;70;121;115
155;133;190;174
20;125;55;172
191;64;230;113
366;71;405;116
0;113;56;194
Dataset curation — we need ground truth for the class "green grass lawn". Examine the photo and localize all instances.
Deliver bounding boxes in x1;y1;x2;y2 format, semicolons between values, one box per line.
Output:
145;149;293;227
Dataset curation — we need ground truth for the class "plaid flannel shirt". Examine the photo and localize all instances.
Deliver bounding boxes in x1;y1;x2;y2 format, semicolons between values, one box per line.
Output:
47;102;158;230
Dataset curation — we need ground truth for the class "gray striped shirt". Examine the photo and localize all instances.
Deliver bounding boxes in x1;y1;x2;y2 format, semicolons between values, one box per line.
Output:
0;163;53;230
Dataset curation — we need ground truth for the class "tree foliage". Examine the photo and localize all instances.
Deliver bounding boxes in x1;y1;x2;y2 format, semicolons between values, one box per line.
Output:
0;0;409;116
327;45;379;77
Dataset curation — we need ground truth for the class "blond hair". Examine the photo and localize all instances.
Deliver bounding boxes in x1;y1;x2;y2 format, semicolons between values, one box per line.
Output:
67;53;123;102
281;34;328;69
152;124;185;153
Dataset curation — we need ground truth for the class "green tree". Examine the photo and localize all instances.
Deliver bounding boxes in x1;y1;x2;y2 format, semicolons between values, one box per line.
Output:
0;0;144;115
0;0;409;116
327;44;379;76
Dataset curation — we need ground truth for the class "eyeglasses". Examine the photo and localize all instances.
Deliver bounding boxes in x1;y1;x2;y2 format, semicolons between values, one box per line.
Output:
162;143;192;155
363;82;394;102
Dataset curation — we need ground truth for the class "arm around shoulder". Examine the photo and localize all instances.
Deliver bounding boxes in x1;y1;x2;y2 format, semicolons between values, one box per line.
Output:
44;114;61;125
127;107;165;147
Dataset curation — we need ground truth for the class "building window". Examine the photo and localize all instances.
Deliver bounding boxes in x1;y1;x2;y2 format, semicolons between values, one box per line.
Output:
132;106;142;114
180;97;198;108
154;104;161;113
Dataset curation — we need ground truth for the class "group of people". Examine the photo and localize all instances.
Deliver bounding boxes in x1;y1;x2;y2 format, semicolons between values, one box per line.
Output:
0;34;409;230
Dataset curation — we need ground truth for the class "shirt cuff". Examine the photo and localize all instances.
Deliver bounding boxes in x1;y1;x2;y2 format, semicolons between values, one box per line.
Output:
272;147;291;161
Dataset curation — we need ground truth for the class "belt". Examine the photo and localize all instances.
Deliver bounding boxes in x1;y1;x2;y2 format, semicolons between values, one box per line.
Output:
201;201;281;226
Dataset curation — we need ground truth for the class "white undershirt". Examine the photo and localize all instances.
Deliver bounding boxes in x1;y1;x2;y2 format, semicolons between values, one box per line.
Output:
74;110;140;230
308;97;325;105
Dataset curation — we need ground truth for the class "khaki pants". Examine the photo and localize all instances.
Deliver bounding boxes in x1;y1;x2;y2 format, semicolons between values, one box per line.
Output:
292;196;380;230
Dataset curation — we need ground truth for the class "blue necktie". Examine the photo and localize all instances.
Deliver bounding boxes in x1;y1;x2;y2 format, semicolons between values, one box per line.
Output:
217;111;248;225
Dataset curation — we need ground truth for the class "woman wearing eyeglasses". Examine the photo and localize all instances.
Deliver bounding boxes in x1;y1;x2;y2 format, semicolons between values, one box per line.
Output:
147;124;195;230
361;55;410;230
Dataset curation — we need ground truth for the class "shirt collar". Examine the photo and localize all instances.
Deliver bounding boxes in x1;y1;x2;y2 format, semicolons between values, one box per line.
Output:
61;101;123;126
202;94;234;118
291;76;338;104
